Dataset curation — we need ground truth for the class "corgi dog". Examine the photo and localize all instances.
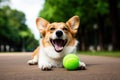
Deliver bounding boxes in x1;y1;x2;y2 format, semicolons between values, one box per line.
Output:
27;16;86;70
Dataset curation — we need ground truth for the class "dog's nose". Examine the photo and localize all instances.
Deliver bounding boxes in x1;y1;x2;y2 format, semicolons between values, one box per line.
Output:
56;30;63;37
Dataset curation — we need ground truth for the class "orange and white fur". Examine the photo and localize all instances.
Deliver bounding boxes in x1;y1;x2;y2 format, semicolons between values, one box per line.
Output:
27;16;86;70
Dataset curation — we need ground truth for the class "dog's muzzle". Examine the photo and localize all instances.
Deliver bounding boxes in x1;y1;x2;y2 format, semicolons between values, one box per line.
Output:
50;30;67;52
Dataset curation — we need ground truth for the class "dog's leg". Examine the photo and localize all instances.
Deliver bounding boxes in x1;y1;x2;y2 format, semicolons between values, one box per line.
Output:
27;46;39;65
79;61;86;70
38;61;53;70
38;53;53;70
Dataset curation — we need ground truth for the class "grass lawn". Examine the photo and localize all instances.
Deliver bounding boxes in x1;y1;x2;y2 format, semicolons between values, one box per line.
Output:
78;51;120;57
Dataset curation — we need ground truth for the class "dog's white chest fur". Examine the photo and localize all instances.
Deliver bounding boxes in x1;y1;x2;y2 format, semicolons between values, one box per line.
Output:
38;39;78;70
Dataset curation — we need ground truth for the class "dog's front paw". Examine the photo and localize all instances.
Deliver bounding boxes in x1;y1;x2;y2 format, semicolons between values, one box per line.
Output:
27;59;38;65
39;62;53;71
79;62;86;70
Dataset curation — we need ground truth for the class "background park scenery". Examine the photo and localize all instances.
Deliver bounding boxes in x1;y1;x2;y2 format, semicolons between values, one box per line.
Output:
0;0;120;53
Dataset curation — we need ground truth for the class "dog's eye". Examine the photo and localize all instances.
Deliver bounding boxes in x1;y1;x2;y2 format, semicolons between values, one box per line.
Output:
63;27;68;31
50;27;55;31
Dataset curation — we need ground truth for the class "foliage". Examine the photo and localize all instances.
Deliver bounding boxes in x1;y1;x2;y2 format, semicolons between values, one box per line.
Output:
0;6;38;52
40;0;109;22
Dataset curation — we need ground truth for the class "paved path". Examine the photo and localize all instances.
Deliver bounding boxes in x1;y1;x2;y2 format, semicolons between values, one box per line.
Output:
0;53;120;80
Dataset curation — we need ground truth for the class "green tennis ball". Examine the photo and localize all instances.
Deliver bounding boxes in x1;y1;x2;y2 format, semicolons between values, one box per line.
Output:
63;54;80;70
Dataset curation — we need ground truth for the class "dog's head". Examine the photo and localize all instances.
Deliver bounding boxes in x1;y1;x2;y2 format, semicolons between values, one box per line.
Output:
36;16;80;52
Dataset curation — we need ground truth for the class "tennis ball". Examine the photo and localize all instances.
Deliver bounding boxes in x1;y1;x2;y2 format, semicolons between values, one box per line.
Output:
63;54;80;70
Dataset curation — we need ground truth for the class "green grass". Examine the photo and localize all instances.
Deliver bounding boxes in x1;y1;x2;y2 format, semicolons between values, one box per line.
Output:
77;51;120;57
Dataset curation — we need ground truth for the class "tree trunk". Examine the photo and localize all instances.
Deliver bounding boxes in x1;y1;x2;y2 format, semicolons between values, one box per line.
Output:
81;26;86;51
81;35;85;51
108;0;119;50
98;14;104;51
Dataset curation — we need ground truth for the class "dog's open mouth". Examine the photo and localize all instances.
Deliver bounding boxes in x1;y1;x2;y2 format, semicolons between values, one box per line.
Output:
50;39;67;52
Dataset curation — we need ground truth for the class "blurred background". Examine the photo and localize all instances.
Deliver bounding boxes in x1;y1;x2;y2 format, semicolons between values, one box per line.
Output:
0;0;120;52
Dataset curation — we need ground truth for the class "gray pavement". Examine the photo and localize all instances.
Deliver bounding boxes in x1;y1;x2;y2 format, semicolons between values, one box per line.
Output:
0;53;120;80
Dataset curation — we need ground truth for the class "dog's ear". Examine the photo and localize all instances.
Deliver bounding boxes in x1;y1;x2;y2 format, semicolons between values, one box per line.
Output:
66;16;80;33
36;17;50;36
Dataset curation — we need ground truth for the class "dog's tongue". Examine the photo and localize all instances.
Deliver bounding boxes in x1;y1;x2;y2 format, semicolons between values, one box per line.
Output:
54;45;63;51
54;39;64;52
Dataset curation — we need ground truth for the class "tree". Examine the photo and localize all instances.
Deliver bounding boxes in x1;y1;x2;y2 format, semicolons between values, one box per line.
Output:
0;5;38;52
108;0;120;50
